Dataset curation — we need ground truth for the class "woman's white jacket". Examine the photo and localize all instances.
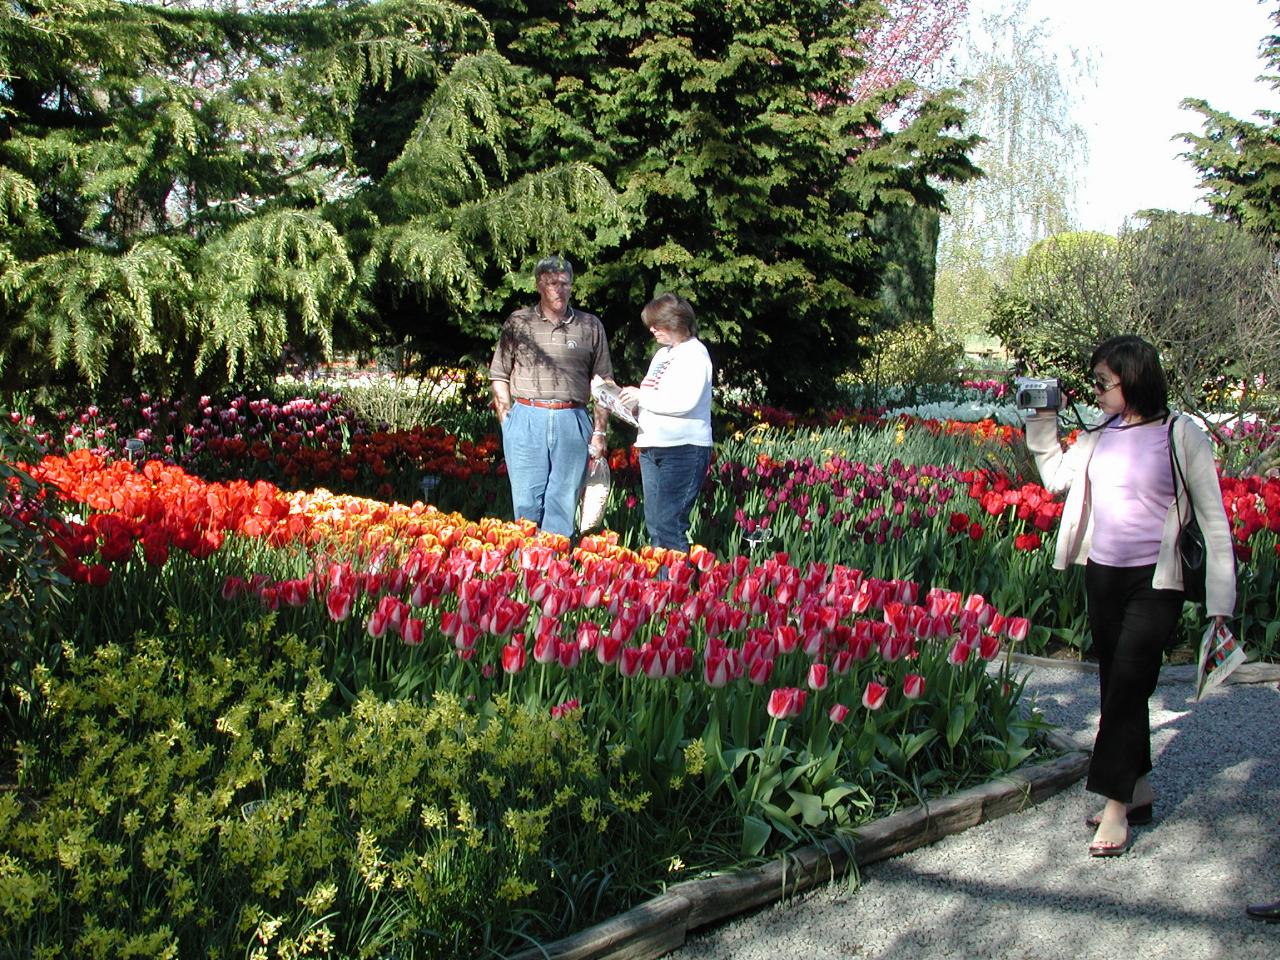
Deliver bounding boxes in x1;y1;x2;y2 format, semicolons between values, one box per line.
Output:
1024;411;1236;618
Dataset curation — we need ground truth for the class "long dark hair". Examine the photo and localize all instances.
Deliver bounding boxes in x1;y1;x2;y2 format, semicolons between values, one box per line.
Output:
1090;335;1169;420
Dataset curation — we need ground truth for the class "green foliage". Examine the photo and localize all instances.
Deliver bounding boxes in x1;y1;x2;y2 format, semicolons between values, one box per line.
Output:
1;627;706;958
934;248;1013;349
0;0;618;394
848;321;965;392
874;204;942;332
987;230;1127;391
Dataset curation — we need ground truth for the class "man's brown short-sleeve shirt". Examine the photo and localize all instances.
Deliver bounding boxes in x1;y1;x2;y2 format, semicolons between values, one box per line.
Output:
489;306;613;403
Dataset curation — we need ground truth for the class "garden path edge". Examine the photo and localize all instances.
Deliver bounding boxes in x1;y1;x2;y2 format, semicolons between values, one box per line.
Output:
507;728;1089;960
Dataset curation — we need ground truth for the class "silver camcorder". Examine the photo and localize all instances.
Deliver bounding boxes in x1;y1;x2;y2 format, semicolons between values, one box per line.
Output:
1014;377;1061;410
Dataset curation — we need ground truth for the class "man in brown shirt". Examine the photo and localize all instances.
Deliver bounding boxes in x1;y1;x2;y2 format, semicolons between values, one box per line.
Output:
489;256;613;537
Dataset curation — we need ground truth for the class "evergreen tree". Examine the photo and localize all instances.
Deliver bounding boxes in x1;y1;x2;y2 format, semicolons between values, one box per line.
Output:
0;0;616;393
467;0;978;402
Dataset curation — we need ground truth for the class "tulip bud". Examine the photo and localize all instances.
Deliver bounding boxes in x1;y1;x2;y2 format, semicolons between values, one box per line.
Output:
807;662;829;691
903;673;925;700
978;632;1002;661
1005;616;1031;643
500;642;527;674
862;681;888;710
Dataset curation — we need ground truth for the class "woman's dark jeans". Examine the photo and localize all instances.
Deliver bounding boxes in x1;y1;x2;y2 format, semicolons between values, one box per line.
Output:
1084;560;1185;803
638;444;711;552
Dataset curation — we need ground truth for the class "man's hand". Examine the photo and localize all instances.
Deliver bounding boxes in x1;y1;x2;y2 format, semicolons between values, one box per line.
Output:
589;430;607;460
491;380;512;424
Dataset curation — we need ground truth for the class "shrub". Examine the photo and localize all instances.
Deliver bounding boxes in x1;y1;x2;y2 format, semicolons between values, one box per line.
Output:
2;623;709;958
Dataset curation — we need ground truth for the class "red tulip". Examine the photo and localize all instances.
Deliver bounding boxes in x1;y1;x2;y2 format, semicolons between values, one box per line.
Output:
533;631;558;665
1005;616;1031;643
557;641;581;670
550;698;580;719
619;646;643;678
807;662;829;691
402;618;426;646
766;686;807;719
828;703;850;724
862;681;888;710
903;673;925;700
500;641;527;674
747;656;774;686
596;634;622;666
455;623;480;651
704;652;731;688
775;625;800;654
947;640;973;666
978;632;1002;661
642;646;666;679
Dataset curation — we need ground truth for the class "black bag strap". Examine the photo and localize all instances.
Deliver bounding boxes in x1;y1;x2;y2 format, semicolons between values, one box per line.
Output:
1167;415;1194;527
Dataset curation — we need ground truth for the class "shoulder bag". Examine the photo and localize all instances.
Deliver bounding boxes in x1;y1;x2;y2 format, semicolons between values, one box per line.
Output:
1167;417;1207;605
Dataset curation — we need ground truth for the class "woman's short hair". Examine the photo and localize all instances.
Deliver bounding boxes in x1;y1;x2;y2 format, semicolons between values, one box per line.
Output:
1090;335;1169;419
641;293;696;338
534;256;573;282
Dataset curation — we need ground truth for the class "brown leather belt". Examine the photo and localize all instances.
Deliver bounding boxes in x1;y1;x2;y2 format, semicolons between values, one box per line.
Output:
515;397;584;410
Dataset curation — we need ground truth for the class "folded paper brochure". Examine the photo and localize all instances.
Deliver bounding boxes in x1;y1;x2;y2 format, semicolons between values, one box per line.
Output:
1196;621;1246;700
591;376;639;427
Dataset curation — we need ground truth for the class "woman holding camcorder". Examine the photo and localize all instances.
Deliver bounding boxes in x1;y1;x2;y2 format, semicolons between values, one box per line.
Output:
1022;335;1235;858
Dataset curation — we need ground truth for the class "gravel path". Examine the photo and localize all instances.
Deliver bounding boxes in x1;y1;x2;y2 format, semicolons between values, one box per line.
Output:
671;663;1280;960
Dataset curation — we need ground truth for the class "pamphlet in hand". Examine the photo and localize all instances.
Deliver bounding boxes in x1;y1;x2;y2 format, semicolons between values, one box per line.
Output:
591;375;639;427
1195;620;1246;700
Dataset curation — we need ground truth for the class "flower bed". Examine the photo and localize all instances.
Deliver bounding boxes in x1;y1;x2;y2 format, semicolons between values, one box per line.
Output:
4;387;1279;957
4;450;1042;958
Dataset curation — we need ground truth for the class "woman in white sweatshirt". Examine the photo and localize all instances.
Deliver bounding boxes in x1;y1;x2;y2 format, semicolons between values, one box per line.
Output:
1025;335;1235;858
618;293;713;553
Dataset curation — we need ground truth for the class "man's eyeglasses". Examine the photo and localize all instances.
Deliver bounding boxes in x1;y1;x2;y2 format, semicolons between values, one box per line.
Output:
1092;377;1120;394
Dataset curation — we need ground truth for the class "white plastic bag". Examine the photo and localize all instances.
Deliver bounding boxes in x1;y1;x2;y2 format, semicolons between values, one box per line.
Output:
1195;620;1246;700
578;457;611;532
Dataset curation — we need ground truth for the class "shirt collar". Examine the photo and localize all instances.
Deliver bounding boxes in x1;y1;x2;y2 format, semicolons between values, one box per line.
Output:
535;304;575;326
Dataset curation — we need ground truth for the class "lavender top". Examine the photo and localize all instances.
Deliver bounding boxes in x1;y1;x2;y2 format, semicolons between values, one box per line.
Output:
1086;419;1176;567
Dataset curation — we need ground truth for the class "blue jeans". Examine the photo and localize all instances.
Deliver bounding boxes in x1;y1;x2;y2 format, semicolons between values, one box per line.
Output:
501;403;591;537
639;444;711;552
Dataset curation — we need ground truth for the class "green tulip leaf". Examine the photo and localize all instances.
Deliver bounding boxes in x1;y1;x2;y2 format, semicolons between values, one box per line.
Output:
786;789;828;827
946;703;968;749
741;815;772;857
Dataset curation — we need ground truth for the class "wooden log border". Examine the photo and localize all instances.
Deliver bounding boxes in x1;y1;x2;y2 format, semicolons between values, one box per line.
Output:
510;729;1088;960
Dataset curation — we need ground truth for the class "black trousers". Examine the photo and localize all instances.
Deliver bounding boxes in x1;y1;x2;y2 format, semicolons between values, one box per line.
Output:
1084;561;1185;803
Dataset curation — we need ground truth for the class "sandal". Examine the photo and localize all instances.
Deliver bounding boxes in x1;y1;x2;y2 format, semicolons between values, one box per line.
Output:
1089;825;1132;858
1084;802;1153;828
